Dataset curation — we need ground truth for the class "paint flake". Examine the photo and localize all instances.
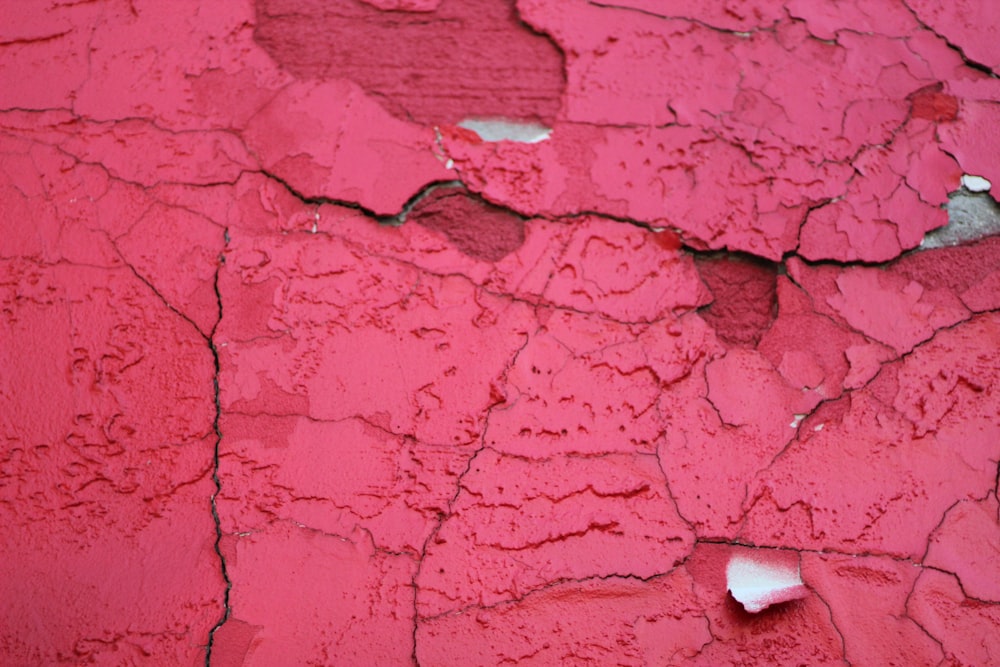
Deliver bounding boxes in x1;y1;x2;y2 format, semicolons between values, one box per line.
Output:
961;174;992;193
726;551;809;613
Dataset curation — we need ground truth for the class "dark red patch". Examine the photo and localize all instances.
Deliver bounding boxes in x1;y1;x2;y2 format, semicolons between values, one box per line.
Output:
254;0;564;124
652;228;683;251
908;83;959;123
695;255;778;347
410;187;525;261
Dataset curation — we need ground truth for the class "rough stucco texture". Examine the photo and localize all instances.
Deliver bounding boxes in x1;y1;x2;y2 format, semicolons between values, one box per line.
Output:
1;0;999;665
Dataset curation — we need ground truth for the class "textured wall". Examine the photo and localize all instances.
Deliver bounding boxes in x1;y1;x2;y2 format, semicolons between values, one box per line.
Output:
1;0;999;665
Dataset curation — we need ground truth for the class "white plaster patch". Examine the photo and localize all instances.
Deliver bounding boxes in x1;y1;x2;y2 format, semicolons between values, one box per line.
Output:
457;118;552;143
726;552;808;613
961;174;992;193
921;190;1000;249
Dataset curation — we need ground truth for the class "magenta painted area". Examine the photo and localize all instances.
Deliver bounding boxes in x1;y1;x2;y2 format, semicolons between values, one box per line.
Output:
2;1;999;665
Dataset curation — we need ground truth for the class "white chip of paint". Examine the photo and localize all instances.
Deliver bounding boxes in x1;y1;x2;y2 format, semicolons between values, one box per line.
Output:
726;552;808;613
961;174;992;192
457;118;552;143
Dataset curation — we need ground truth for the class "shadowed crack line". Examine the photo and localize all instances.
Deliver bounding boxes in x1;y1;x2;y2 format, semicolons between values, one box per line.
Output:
899;0;999;78
102;230;233;663
205;249;232;666
410;333;530;666
259;167;464;226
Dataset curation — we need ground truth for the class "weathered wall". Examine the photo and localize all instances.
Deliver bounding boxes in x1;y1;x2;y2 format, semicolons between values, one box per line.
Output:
1;0;998;665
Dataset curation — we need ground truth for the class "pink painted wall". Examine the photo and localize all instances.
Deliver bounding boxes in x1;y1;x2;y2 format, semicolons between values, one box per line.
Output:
2;1;999;665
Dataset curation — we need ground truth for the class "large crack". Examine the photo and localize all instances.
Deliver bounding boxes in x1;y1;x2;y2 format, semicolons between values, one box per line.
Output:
101;229;234;664
204;245;232;666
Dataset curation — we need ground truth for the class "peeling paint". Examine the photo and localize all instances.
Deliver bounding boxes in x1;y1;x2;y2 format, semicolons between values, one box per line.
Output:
726;550;808;613
1;0;998;665
960;173;992;193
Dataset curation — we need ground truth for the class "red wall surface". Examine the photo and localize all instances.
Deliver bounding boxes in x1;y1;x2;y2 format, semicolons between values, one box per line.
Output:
2;0;999;665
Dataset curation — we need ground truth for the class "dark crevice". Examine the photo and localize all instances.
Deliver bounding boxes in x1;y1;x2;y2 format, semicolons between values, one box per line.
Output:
899;0;999;78
204;247;231;667
933;36;996;78
82;234;232;663
258;168;381;218
262;162;999;269
259;167;464;226
389;179;470;226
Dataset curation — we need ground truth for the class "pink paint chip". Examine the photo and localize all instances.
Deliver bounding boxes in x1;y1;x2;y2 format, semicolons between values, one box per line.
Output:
726;550;809;613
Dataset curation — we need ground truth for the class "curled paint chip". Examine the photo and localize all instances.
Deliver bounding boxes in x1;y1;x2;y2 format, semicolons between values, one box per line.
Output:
726;551;808;613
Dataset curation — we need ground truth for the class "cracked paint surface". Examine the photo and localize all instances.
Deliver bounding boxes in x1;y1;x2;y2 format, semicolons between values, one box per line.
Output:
1;0;998;665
